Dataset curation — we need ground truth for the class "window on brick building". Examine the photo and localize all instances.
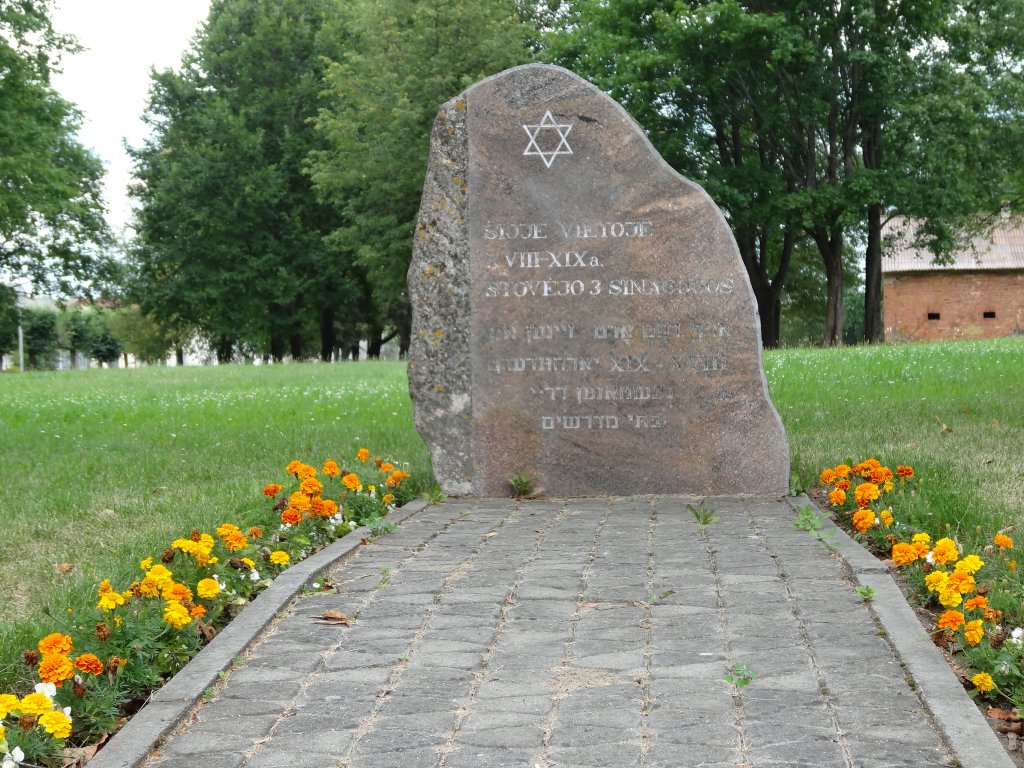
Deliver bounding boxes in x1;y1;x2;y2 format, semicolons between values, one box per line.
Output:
927;312;940;320
983;311;996;319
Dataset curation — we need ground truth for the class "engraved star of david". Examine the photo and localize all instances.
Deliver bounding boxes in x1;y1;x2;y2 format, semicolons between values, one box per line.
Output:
522;110;573;168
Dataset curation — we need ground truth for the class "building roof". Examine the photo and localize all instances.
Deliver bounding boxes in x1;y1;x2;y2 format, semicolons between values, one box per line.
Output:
882;218;1024;274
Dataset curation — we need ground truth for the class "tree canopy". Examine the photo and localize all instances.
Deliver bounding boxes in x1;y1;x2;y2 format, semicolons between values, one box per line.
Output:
0;0;112;295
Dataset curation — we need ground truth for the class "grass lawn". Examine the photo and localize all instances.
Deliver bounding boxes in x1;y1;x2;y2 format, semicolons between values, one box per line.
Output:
1;337;1021;690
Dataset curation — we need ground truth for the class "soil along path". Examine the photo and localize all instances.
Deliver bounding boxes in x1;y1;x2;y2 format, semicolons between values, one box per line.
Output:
104;497;1010;768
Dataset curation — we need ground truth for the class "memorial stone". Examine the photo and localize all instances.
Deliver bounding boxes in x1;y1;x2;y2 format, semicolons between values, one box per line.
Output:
408;64;789;497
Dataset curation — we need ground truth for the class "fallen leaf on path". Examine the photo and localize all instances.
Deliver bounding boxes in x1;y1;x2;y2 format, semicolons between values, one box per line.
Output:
54;562;74;574
987;707;1020;721
997;721;1024;734
314;610;352;626
483;532;497;538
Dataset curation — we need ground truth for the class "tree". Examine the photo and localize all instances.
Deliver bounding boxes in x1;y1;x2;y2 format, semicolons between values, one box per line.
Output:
542;0;1024;346
21;306;58;369
1;0;112;294
0;286;17;365
308;0;534;355
129;0;346;361
105;306;177;365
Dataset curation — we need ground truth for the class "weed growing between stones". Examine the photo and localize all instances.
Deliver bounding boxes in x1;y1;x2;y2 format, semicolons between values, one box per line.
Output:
508;471;535;498
0;448;415;767
724;663;757;689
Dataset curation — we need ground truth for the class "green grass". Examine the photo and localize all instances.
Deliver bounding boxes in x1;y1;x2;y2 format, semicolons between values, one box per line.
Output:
0;361;431;689
1;337;1022;692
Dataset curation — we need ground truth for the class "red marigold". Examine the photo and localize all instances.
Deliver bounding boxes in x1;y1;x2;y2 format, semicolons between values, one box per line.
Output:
896;465;914;479
74;653;104;676
263;483;283;497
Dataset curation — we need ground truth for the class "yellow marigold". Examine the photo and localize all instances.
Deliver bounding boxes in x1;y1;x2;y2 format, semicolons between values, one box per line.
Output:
163;600;192;630
936;610;965;631
263;483;283;497
140;557;153;570
880;509;894;528
912;532;931;546
241;557;255;569
382;493;395;506
853;482;880;508
289;492;312;512
964;595;988;611
938;588;962;608
281;508;301;526
931;538;960;565
954;555;984;575
0;693;21;718
995;533;1014;550
322;459;341;477
18;692;53;717
300;477;323;497
342;473;363;492
196;578;220;600
883;480;894;493
828;489;846;507
146;564;174;588
172;538;213;559
38;709;72;739
972;672;995;693
296;464;317;480
269;551;290;566
285;460;303;476
139;577;160;598
924;571;949;593
852;509;876;534
819;468;836;485
356;448;370;462
38;632;73;656
215;522;247;551
38;654;75;686
946;572;975;595
891;542;918;567
964;619;985;646
74;653;104;676
97;580;125;611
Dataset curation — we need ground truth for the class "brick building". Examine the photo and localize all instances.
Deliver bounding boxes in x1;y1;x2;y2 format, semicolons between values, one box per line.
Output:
882;222;1024;342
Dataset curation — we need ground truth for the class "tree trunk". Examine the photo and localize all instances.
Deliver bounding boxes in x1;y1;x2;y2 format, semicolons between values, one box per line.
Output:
367;334;383;359
270;333;286;363
864;206;884;343
215;337;234;364
319;307;336;362
289;332;303;360
176;347;185;366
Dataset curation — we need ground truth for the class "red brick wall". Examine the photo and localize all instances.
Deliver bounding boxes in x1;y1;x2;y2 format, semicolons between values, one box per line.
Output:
883;270;1024;341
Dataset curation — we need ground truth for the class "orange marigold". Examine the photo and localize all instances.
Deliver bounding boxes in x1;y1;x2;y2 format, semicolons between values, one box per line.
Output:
964;595;988;611
296;464;317;480
870;466;893;485
38;653;76;686
216;523;247;551
995;533;1014;550
972;672;995;693
380;462;394;473
248;527;263;539
946;571;975;595
852;509;876;534
834;464;851;478
936;610;965;631
342;473;363;492
853;482;880;508
74;653;104;676
931;538;960;565
964;619;985;646
285;460;303;476
819;468;836;485
162;582;193;602
828;489;846;507
281;508;301;526
289;492;312;512
322;499;339;516
38;632;73;656
300;477;324;497
356;448;370;462
891;542;918;567
262;483;283;497
322;459;341;477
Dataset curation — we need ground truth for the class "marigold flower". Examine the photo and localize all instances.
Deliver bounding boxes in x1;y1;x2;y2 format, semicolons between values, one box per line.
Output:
172;538;213;560
1011;560;1017;572
296;464;317;480
386;470;409;488
931;538;960;565
289;492;312;512
241;557;255;569
322;499;339;516
38;633;73;657
382;493;395;506
852;509;876;533
163;600;192;630
938;588;962;608
285;460;303;476
854;483;880;507
37;654;75;687
994;533;1014;550
145;564;174;588
281;508;301;526
310;497;326;516
835;478;851;491
248;527;263;539
380;462;394;473
215;523;247;551
912;532;931;546
883;480;894;493
964;619;985;646
819;468;836;485
269;551;290;566
834;463;851;478
972;672;995;693
38;709;72;739
18;692;53;717
300;477;323;497
828;489;846;507
356;448;370;462
891;542;918;567
73;653;103;676
964;595;988;611
870;466;893;485
896;465;914;479
263;483;283;497
162;582;193;602
322;459;341;477
954;555;984;575
97;582;126;612
936;610;965;631
924;571;949;593
880;509;894;528
946;572;975;595
0;693;22;718
191;605;207;617
196;578;220;600
342;473;363;492
139;577;160;598
140;557;153;570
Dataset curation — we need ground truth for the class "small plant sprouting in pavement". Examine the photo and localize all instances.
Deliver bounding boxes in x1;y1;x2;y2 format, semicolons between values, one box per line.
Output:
688;501;719;529
724;662;757;689
791;505;838;550
376;567;392;589
855;585;877;601
508;471;535;499
646;590;676;604
422;484;447;504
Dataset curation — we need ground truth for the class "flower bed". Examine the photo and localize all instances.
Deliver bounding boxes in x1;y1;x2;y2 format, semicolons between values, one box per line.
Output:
820;459;1022;709
1;450;413;768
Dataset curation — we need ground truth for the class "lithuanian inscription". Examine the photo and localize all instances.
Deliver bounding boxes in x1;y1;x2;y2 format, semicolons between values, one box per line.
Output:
408;64;789;496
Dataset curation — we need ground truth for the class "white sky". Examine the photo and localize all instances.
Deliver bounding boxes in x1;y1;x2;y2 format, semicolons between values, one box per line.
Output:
50;1;212;237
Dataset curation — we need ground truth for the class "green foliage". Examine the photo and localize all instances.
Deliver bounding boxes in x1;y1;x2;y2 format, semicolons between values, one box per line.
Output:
855;585;877;602
104;306;176;365
687;501;719;529
0;0;113;295
724;662;757;689
791;505;839;550
508;471;535;498
0;285;17;360
21;306;58;369
309;0;533;353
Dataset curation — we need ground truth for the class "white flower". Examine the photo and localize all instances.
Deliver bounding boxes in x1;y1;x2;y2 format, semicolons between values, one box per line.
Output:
925;552;935;565
1009;627;1024;646
3;746;25;768
34;682;57;698
249;570;261;582
349;521;358;530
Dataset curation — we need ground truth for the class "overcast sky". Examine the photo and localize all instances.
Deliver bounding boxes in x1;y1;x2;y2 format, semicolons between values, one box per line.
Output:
51;1;212;236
